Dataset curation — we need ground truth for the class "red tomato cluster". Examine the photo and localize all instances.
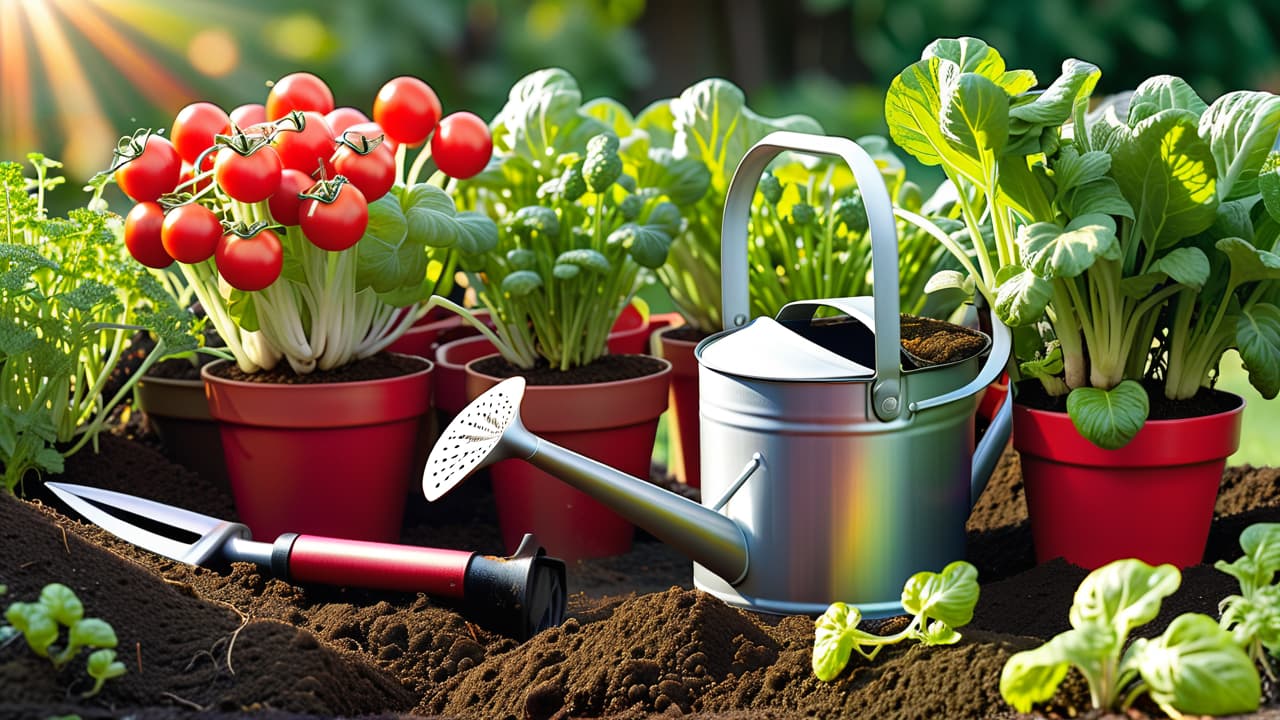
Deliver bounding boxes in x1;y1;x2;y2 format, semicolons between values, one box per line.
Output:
116;72;493;292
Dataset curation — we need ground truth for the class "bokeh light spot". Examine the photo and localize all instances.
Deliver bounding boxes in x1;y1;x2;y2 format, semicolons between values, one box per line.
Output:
267;13;330;62
188;28;238;78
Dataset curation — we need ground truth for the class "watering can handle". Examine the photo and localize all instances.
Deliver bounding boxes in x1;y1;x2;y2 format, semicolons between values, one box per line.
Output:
721;131;904;421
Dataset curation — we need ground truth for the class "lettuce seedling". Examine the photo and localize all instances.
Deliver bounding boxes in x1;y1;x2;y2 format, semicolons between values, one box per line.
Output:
813;560;979;681
2;583;124;697
1216;523;1280;678
1001;559;1260;718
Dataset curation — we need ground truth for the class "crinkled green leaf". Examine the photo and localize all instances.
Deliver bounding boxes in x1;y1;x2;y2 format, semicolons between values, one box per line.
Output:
994;264;1053;326
1070;558;1178;637
1214;199;1257;244
453;212;499;256
38;583;83;627
511;206;561;238
608;223;671;269
500;270;543;296
1066;381;1151;451
1149;247;1211;290
922;37;1010;80
1008;59;1100;127
887;57;985;182
1132;613;1260;718
490;69;607;167
646;150;710;206
1218;236;1280;286
900;560;979;629
1021;213;1118;279
554;249;610;274
69;617;117;649
812;602;862;682
1128;76;1209;122
505;248;537;270
1260;152;1280;223
940;72;1009;158
355;192;418;294
1110;109;1219;249
1237;303;1280;399
1054;147;1113;192
580;97;635;139
1199;90;1280;201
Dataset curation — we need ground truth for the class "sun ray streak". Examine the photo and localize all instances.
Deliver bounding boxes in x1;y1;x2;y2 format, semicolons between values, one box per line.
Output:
0;4;39;154
21;0;116;176
55;1;197;112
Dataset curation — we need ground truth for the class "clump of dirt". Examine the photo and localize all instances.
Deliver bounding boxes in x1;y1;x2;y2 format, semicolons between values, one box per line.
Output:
899;314;989;366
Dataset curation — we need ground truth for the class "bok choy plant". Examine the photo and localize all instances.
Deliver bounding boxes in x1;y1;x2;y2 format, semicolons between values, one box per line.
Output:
1001;559;1260;718
887;37;1280;449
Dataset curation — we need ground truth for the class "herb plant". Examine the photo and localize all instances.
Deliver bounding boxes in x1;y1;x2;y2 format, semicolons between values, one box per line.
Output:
1;155;193;494
3;583;126;697
745;149;963;320
1216;523;1280;679
886;37;1280;449
812;560;979;681
1000;559;1260;718
451;69;696;370
114;73;498;376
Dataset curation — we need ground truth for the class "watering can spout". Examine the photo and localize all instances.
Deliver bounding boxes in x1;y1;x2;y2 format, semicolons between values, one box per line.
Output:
423;376;751;587
970;386;1013;506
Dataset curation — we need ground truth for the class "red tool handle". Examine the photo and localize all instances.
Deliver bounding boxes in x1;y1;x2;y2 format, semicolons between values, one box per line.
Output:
280;534;473;599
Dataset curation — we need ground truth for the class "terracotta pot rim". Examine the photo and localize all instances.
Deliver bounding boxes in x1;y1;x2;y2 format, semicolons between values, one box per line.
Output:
464;353;672;390
200;353;433;389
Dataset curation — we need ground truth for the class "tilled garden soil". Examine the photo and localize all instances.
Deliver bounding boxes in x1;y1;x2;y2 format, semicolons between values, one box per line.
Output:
2;428;1280;719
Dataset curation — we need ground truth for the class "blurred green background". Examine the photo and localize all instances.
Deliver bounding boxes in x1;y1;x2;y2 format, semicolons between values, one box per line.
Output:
2;0;1277;464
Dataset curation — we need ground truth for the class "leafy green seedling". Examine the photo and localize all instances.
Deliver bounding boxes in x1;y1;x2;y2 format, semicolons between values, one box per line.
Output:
813;560;979;681
2;583;125;697
85;649;126;697
1216;523;1280;678
1000;559;1260;718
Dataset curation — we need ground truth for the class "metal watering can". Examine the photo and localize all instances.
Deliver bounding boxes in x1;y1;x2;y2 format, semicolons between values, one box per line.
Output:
424;131;1012;617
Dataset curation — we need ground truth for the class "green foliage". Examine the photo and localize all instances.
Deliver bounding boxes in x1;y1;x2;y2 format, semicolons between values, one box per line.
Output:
1000;559;1259;717
886;37;1280;449
454;69;697;370
0;156;193;494
812;561;978;681
1217;523;1280;680
3;583;124;697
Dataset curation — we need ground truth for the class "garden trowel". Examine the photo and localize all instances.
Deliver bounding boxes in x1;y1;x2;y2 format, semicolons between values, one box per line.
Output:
46;482;565;640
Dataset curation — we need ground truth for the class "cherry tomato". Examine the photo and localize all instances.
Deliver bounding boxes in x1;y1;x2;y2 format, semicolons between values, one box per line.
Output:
266;72;334;121
373;76;441;146
230;103;267;129
271;111;335;177
214;144;283;203
332;142;395;202
161;203;222;264
115;135;181;202
325;106;370;136
267;169;315;226
123;202;172;269
300;182;369;252
431;112;493;179
344;122;399;156
216;228;283;291
171;102;230;166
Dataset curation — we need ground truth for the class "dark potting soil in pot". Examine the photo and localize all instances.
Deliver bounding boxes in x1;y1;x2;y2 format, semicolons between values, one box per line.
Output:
1014;378;1244;419
662;325;714;344
6;428;1280;717
206;352;429;385
469;353;667;385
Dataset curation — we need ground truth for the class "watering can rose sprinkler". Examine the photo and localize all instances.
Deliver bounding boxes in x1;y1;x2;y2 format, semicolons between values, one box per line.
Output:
425;132;1012;616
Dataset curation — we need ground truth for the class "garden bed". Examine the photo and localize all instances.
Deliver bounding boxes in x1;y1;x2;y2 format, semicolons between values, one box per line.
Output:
3;428;1280;719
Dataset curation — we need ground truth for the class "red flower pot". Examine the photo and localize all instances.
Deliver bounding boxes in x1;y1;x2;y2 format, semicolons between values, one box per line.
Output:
464;355;672;562
203;357;432;542
654;321;701;489
385;307;494;360
1013;393;1244;569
